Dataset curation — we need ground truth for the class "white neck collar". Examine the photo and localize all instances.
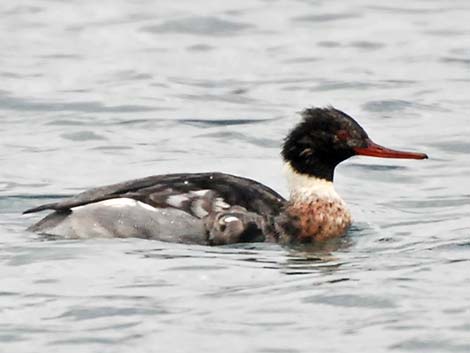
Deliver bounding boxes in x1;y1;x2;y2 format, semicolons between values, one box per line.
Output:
283;162;343;203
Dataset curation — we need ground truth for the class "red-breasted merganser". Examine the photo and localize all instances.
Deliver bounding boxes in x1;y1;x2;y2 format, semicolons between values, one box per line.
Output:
24;107;427;245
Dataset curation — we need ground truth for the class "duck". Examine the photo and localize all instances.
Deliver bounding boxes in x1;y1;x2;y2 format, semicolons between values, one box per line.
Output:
24;107;428;245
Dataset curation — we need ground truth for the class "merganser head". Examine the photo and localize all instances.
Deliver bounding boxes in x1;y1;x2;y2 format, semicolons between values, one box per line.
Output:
282;107;428;181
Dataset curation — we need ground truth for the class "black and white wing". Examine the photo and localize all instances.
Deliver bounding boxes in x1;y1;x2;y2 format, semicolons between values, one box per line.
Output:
24;172;286;244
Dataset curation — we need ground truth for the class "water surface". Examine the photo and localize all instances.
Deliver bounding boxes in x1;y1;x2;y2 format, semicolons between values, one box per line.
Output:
1;0;470;352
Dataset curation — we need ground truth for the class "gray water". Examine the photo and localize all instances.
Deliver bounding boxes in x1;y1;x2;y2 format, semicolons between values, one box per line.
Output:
1;0;470;352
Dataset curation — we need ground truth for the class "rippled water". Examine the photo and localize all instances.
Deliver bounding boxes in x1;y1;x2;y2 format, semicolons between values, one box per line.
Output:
1;1;470;352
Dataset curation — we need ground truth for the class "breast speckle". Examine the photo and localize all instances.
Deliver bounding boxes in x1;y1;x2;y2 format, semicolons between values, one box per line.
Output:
278;198;352;243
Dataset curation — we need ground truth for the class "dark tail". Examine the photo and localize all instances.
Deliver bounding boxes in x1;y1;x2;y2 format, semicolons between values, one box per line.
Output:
23;203;58;214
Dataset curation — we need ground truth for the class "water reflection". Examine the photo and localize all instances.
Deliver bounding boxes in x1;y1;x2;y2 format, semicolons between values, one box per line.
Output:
2;0;470;352
123;232;355;277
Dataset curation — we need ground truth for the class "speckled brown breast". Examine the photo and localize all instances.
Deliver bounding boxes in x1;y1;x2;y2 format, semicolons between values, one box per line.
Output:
275;199;352;244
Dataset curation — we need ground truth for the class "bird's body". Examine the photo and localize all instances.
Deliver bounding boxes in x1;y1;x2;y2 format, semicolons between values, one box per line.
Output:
26;172;284;244
25;107;427;245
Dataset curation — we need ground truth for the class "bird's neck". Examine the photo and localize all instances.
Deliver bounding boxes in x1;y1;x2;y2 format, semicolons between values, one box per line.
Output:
283;162;343;204
277;162;352;243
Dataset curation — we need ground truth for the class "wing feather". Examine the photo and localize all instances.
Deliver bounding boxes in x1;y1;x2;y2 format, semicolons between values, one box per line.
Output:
23;173;286;217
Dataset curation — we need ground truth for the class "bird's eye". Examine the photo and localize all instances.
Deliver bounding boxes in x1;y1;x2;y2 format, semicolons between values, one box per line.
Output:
337;130;350;141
